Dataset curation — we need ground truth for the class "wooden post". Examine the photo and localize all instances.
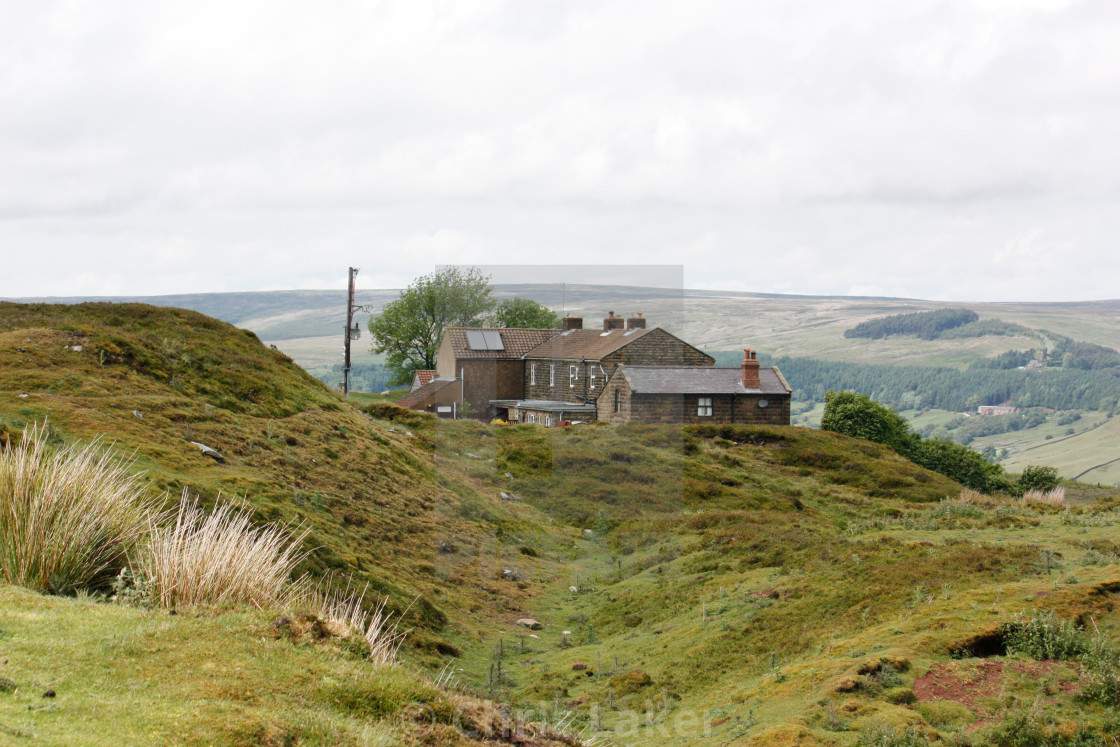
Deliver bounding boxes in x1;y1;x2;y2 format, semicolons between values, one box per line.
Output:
343;267;358;397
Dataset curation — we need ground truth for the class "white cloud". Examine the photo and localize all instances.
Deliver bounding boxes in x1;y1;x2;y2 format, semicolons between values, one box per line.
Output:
2;0;1119;301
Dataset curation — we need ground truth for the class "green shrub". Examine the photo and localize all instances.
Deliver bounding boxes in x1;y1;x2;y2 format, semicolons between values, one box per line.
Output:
821;390;915;454
1003;611;1090;661
986;710;1106;746
1079;658;1120;707
918;700;974;728
909;437;1012;493
858;723;933;746
608;670;652;695
1018;465;1061;495
883;687;917;705
821;390;1010;492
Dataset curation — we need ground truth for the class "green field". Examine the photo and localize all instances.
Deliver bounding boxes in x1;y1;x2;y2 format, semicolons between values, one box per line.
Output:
994;413;1120;486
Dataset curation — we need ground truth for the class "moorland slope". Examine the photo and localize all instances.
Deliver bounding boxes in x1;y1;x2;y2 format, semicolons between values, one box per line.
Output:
2;301;1120;745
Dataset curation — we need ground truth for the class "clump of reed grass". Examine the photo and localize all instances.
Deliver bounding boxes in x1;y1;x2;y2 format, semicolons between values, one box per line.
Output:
0;423;157;593
1021;487;1066;506
292;574;410;665
133;491;311;610
294;573;371;635
957;488;986;503
365;596;409;666
3;422;413;663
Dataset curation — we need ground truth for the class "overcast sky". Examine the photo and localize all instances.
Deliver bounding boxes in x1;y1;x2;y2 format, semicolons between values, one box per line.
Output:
2;0;1119;301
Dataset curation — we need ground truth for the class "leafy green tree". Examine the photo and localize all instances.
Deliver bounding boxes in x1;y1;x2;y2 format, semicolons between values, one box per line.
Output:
910;438;1011;493
1018;465;1061;494
490;297;560;329
820;390;916;453
368;267;494;384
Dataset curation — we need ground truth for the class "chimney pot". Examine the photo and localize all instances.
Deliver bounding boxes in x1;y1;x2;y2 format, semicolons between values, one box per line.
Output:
741;348;761;389
626;313;647;330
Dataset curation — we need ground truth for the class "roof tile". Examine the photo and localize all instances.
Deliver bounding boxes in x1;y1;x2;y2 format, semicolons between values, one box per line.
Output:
395;377;458;408
522;327;655;360
446;327;558;360
619;365;791;395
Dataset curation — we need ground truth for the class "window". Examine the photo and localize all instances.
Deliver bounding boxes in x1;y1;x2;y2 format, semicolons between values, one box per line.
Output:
614;388;622;413
545;416;552;427
589;367;597;389
697;397;713;417
569;365;577;388
549;365;555;387
530;364;536;386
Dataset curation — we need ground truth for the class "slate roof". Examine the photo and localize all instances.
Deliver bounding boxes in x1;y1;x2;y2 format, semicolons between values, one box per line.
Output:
522;327;656;360
618;365;792;395
395;377;459;409
445;327;558;360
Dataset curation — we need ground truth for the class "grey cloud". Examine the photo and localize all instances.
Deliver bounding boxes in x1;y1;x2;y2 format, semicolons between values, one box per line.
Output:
2;0;1119;301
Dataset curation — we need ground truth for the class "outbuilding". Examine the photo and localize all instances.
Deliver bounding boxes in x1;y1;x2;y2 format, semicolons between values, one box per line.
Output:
597;350;791;425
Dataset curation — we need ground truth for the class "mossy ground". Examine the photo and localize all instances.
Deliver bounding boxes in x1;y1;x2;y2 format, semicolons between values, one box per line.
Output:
2;302;1119;745
427;421;1120;745
0;586;588;746
0;303;528;660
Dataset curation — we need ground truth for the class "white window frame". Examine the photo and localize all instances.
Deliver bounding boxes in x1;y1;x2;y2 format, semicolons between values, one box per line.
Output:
530;364;536;386
614;387;622;413
569;365;577;388
549;364;555;387
590;366;597;389
545;415;552;427
697;397;713;417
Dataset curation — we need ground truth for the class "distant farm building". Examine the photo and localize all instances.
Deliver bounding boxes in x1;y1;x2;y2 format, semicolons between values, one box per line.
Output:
977;405;1017;416
400;312;791;426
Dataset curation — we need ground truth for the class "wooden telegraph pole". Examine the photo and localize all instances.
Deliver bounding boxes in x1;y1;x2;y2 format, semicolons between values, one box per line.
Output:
343;267;359;398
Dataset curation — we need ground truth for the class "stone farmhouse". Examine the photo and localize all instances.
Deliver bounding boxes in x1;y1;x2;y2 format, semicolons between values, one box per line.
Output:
396;312;791;426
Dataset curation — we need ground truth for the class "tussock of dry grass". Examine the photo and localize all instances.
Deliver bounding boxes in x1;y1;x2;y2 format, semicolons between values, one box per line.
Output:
292;574;409;665
135;492;311;609
295;573;371;634
364;597;409;666
0;423;158;593
1021;487;1067;506
957;488;987;503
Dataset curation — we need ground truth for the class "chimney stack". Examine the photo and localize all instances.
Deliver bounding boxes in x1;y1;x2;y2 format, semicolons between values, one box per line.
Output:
626;312;646;330
741;349;760;389
603;311;625;331
562;315;583;331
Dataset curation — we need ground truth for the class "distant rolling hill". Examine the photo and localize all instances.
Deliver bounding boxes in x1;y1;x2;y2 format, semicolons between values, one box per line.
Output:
7;285;1120;370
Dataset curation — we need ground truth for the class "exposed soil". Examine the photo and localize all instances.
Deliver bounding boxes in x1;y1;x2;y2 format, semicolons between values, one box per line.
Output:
913;659;1081;717
913;660;1004;714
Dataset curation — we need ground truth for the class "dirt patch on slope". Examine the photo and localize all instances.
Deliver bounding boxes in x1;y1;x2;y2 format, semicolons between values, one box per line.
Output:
914;659;1080;716
913;660;1004;714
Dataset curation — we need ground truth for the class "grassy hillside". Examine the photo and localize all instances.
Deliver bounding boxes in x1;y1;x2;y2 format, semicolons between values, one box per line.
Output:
0;586;584;746
0;301;550;664
425;421;1120;745
3;301;1120;745
0;301;610;744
